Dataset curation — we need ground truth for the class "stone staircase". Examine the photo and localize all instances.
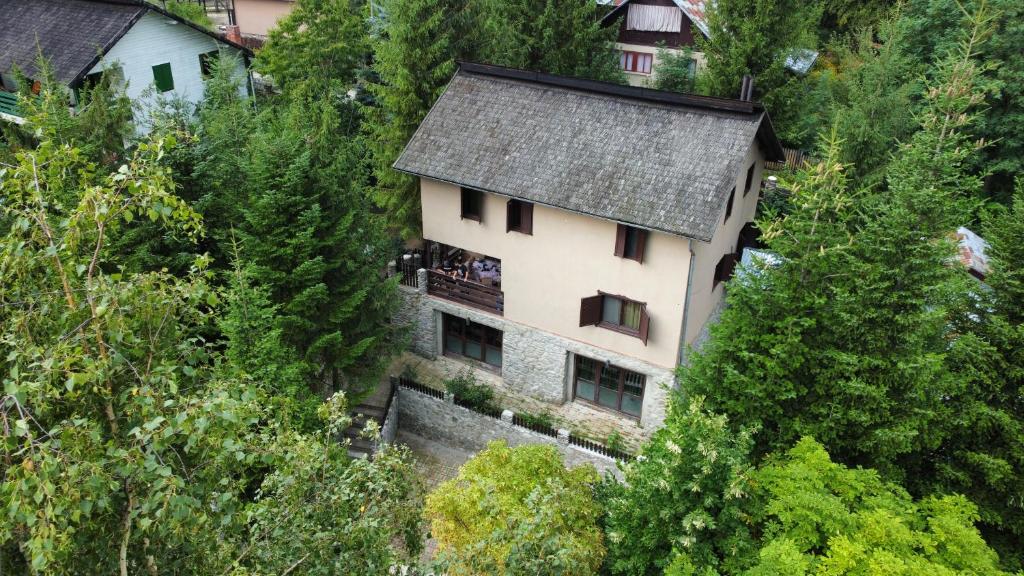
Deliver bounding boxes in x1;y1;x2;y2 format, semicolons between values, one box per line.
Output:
343;380;394;459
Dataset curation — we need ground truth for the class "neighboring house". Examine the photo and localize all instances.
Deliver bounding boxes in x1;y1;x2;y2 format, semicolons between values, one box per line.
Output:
599;0;818;87
0;0;252;125
392;63;784;443
231;0;294;43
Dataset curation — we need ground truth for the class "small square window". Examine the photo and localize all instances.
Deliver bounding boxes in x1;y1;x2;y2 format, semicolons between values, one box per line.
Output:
461;187;483;221
152;63;174;93
199;50;220;78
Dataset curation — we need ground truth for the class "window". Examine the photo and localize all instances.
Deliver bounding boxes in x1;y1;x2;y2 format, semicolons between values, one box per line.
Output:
461;187;483;221
573;355;645;417
744;163;756;196
443;313;502;368
506;199;533;235
580;293;651;344
152;63;174;93
620;51;653;74
614;224;647;263
199;50;220;78
724;187;736;222
713;253;738;288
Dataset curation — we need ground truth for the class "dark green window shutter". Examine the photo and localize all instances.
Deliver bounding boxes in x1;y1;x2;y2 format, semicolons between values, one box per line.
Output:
152;63;174;92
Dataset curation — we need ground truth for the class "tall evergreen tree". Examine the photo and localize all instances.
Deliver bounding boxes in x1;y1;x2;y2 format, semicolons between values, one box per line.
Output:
696;0;821;146
240;89;402;397
681;7;989;473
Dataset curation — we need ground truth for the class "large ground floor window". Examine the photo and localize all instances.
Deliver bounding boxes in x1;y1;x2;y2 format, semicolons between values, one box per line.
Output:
572;354;644;417
442;313;502;368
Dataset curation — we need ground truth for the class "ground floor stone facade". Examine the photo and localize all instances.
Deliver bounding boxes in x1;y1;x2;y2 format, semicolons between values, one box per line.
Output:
395;279;677;449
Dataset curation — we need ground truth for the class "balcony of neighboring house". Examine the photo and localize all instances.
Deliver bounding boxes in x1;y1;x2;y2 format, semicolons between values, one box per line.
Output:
396;240;504;316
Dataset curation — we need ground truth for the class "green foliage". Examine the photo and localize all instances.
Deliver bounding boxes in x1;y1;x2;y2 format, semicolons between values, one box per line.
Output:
163;0;214;29
425;441;605;576
737;439;1011;575
695;0;822;146
516;410;554;429
823;12;923;187
444;371;496;411
653;46;697;93
605;430;625;454
604;397;756;575
236;90;402;397
255;0;369;94
0;132;422;574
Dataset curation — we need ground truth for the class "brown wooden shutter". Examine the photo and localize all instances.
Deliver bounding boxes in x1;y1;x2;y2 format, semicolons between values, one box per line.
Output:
506;199;514;231
639;306;650;345
634;229;647;264
522;202;533;235
461;188;471;219
614;224;627;257
580;294;602;326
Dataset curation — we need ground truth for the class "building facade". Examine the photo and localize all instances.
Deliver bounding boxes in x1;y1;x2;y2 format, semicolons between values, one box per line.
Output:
0;0;251;126
232;0;295;41
392;64;783;444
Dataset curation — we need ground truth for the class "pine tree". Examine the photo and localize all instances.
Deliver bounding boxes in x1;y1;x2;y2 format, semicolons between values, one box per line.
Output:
240;89;402;397
682;6;990;475
696;0;821;146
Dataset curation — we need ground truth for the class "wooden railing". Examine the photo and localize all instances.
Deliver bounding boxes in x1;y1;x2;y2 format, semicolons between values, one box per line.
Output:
427;270;504;316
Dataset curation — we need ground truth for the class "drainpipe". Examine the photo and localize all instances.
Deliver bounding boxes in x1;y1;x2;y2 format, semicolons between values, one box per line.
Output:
677;238;697;369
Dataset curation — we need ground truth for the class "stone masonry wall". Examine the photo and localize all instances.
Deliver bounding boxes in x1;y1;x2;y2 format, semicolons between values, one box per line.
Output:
397;278;676;445
397;386;623;478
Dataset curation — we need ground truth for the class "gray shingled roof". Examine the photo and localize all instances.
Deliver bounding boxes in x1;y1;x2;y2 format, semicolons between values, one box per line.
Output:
0;0;145;85
394;65;774;242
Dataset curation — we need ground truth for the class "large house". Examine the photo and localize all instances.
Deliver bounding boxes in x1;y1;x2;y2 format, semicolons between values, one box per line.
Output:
0;0;252;125
600;0;818;87
393;63;784;444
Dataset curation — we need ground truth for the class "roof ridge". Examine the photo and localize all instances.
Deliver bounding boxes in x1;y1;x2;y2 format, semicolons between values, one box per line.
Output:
457;61;758;115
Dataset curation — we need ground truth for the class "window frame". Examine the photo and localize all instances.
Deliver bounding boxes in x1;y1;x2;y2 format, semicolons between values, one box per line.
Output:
743;163;756;196
572;354;645;418
620;50;653;74
614;224;647;263
713;253;738;289
199;50;220;79
442;313;502;369
152;62;174;93
580;292;650;344
506;199;534;235
724;186;736;222
460;187;484;222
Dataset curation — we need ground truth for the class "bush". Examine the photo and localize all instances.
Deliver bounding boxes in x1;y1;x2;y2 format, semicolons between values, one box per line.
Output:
516;410;554;429
444;371;495;411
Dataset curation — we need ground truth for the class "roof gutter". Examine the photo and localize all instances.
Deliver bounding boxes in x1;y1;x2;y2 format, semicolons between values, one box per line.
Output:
677;238;697;368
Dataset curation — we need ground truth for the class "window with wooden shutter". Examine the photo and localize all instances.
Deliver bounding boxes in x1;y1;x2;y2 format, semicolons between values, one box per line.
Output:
152;63;174;93
724;187;736;222
615;224;647;263
744;163;756;195
580;294;602;326
639;306;650;345
506;199;533;234
713;253;739;288
461;187;483;221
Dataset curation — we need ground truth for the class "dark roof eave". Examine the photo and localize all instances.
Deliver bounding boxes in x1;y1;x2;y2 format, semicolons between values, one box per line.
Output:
391;165;716;243
753;106;786;162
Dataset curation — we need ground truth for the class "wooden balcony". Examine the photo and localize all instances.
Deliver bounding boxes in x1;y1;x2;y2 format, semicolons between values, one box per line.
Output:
427;270;504;316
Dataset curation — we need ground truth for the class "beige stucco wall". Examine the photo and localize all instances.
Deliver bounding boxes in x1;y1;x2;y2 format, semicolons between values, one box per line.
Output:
234;0;294;37
616;42;706;88
684;140;766;345
420;179;692;369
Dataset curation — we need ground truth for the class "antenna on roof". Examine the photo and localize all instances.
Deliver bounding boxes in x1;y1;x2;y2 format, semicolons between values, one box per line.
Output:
739;74;755;102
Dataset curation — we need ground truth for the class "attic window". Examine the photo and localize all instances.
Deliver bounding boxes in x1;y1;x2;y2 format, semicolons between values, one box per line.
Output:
461;187;483;221
724;187;736;222
626;5;682;32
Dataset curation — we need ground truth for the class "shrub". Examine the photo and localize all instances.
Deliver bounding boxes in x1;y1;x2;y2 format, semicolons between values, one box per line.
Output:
444;371;495;411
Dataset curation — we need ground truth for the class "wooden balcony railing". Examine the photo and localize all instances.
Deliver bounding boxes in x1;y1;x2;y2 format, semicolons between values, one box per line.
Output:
427;270;504;316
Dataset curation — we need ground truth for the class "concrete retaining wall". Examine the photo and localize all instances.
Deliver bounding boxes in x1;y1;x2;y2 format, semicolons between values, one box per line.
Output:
397;386;623;478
